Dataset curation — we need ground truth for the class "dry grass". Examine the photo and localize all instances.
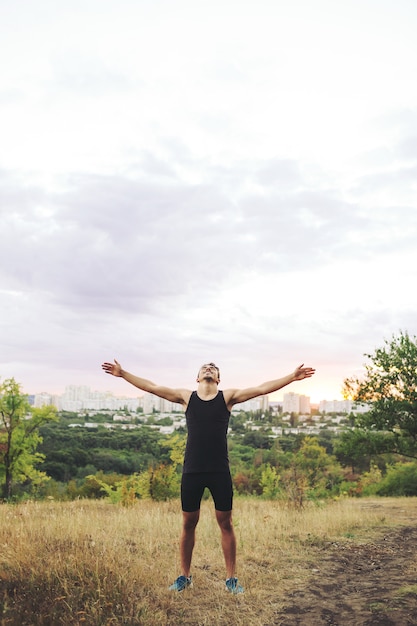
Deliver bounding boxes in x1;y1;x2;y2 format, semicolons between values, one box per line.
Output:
0;496;416;625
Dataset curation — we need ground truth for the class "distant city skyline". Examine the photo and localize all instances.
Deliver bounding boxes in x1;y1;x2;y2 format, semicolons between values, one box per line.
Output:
20;365;349;405
27;381;344;405
29;383;361;415
24;380;345;405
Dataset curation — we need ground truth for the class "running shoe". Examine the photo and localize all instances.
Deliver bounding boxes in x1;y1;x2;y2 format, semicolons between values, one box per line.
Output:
169;575;192;591
225;577;244;594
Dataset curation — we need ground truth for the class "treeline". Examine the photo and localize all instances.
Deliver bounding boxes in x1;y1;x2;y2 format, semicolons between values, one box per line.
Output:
21;412;416;506
38;420;168;481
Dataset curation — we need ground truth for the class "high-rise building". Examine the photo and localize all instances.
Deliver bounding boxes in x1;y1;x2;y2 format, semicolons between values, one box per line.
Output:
299;394;311;414
283;392;300;413
319;399;370;414
282;393;311;414
33;392;53;408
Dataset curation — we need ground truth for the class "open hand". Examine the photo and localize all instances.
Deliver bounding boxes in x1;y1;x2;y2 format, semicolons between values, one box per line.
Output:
293;364;315;380
101;359;122;377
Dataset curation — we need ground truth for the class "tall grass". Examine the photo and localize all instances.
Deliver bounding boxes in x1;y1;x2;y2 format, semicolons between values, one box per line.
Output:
0;497;414;625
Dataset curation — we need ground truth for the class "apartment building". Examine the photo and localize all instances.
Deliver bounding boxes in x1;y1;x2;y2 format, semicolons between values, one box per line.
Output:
283;392;311;414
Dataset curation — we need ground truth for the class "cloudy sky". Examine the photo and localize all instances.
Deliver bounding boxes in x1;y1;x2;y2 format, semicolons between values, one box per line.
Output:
1;0;417;402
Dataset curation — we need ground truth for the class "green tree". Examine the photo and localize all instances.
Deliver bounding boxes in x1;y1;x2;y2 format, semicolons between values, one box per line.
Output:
374;462;417;496
137;464;180;501
86;472;141;504
279;437;343;507
242;430;272;449
135;433;185;502
166;432;186;466
334;429;375;473
294;437;342;492
260;464;281;499
343;331;417;459
39;420;164;480
0;378;58;499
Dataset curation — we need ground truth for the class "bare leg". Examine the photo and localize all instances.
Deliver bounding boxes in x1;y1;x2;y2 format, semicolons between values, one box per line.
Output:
180;510;200;576
215;509;236;579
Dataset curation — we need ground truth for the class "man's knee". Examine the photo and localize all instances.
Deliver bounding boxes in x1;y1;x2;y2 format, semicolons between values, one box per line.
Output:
182;510;200;531
215;510;233;532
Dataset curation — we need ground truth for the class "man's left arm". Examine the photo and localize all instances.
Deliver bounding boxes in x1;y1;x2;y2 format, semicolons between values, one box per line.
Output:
224;364;315;410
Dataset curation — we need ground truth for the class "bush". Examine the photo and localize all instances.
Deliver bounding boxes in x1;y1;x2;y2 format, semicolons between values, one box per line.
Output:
137;464;180;501
375;462;417;496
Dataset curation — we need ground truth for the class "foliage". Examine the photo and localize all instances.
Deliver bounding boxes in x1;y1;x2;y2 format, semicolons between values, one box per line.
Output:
260;464;281;499
242;429;272;449
233;470;261;495
0;378;58;499
85;434;185;503
35;471;131;501
166;432;186;466
34;415;353;502
229;412;248;434
38;421;165;481
343;331;417;459
11;391;417;501
135;434;184;501
257;437;344;507
293;437;338;489
280;464;308;509
283;437;341;506
374;462;417;496
357;463;383;496
334;429;375;473
87;473;142;505
137;463;180;501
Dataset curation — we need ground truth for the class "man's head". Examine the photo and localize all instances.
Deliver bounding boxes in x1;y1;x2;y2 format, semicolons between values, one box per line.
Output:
197;362;220;384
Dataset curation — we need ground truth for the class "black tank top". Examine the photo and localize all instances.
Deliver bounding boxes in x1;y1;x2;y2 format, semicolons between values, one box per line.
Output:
183;391;231;473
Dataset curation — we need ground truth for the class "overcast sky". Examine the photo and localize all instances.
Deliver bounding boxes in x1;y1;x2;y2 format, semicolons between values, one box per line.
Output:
1;0;417;402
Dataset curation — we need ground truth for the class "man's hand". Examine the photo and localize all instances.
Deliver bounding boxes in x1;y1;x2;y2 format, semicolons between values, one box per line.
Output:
293;364;315;380
102;359;122;377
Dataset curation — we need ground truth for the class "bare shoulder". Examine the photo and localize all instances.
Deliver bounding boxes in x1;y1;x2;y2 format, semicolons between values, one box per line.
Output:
222;388;241;410
150;385;193;406
222;389;237;403
177;388;193;407
222;385;264;410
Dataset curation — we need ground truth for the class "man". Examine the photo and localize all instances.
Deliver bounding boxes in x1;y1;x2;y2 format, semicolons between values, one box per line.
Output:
101;359;315;594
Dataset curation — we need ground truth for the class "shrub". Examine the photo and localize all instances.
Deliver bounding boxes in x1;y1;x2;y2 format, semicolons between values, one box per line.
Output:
375;462;417;496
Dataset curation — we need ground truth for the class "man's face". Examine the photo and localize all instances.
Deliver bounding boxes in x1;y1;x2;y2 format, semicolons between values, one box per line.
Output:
197;363;220;383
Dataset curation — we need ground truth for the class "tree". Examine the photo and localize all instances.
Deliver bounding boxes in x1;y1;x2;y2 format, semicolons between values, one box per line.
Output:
137;463;180;501
343;331;417;459
242;430;272;449
0;378;58;499
260;464;281;499
334;429;374;473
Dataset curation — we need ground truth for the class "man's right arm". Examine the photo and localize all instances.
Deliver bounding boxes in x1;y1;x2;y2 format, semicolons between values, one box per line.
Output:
101;359;191;406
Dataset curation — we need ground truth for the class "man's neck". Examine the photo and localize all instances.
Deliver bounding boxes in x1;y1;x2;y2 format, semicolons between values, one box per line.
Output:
197;380;219;400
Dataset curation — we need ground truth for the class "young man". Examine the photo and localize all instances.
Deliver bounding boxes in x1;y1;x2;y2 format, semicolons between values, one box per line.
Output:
101;359;315;594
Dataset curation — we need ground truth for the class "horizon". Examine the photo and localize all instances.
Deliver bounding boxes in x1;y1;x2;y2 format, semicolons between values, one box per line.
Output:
22;374;347;404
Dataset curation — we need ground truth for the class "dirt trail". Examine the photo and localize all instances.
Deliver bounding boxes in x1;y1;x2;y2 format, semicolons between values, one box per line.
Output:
275;508;417;626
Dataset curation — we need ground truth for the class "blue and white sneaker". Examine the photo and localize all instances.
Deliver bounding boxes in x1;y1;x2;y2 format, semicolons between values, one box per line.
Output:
169;575;192;591
225;577;244;594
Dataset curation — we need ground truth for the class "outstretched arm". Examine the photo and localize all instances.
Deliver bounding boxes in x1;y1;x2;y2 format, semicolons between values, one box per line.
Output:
223;364;315;410
101;359;191;406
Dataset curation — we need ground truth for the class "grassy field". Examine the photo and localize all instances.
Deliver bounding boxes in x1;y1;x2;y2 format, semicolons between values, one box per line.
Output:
0;496;415;625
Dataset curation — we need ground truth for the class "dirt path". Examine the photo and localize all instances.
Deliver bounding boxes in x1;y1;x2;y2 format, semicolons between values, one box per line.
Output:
275;522;417;626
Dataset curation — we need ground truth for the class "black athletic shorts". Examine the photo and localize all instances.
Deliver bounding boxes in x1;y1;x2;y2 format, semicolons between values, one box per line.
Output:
181;471;233;512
